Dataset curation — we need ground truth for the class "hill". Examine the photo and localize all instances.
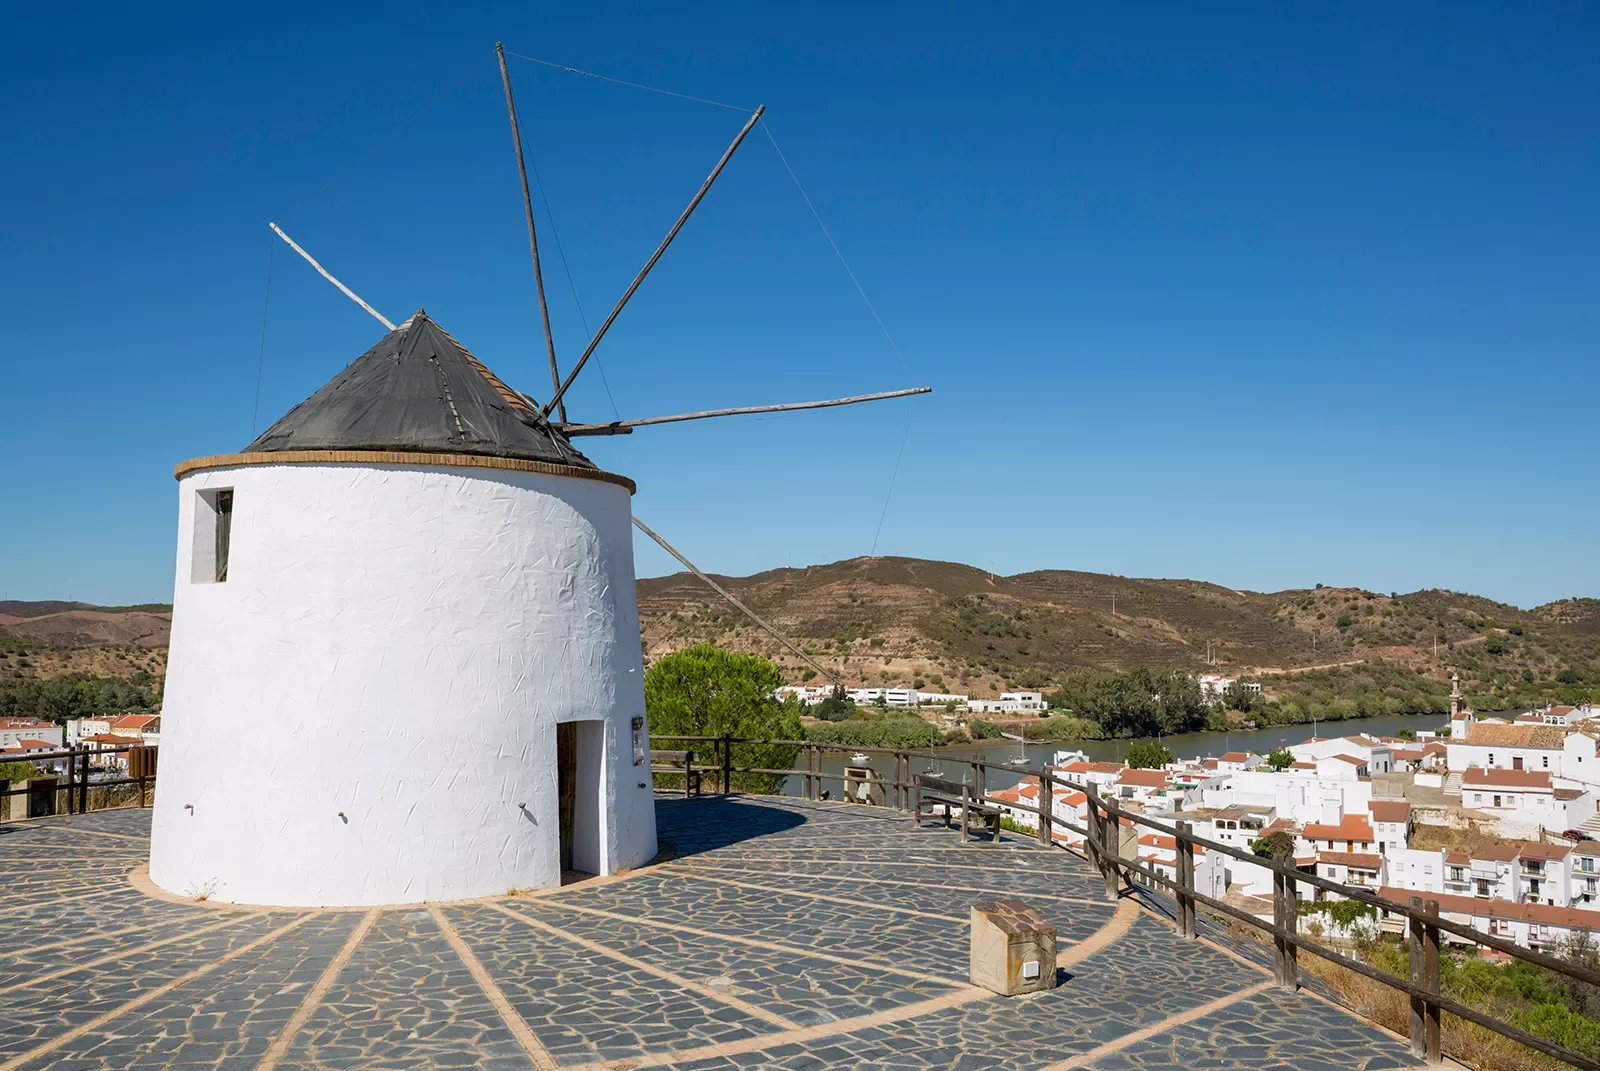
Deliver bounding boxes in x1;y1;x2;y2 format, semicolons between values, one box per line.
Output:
639;556;1600;711
0;602;171;681
5;562;1598;715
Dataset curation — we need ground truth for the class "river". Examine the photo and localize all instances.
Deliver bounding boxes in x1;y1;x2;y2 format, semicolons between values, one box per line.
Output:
780;712;1448;796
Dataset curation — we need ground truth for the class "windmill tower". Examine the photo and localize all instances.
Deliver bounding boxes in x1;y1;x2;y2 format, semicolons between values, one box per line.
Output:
148;46;925;907
149;312;653;905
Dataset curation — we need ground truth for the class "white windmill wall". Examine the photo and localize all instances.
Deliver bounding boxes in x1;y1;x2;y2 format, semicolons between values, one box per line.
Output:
149;460;656;906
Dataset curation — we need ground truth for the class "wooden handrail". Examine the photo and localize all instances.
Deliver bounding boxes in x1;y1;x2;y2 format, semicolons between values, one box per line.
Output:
649;734;1600;1069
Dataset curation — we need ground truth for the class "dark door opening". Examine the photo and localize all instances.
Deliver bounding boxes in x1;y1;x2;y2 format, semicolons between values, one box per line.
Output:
557;721;605;880
558;722;577;873
1513;756;1524;771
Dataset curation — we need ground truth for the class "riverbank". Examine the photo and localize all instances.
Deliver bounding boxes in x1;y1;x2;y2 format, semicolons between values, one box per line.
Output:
803;707;1449;751
785;712;1449;796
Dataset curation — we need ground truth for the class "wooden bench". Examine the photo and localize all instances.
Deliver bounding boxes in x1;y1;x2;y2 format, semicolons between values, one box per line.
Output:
912;773;1001;842
650;749;701;798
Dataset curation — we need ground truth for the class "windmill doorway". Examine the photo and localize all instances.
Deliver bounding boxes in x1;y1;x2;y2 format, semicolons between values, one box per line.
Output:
557;720;605;882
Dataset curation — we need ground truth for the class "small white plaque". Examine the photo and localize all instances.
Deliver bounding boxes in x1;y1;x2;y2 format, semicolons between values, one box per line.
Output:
1022;960;1040;980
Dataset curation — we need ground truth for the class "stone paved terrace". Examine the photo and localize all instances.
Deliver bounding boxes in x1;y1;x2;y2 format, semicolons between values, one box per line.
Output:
0;795;1431;1070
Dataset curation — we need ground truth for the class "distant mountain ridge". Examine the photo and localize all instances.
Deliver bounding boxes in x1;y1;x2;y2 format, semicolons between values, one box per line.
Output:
638;556;1600;699
6;559;1597;704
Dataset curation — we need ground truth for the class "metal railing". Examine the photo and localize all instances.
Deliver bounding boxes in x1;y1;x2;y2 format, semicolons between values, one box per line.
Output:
653;735;1600;1071
1;743;157;819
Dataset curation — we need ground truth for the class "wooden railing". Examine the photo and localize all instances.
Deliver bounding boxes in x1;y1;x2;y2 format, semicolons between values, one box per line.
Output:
1;743;157;818
653;735;1600;1071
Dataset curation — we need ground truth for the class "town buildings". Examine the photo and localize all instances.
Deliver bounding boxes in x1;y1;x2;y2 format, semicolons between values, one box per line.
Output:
982;706;1600;953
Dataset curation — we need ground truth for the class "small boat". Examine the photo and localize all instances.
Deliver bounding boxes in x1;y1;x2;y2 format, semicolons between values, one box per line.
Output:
1005;755;1029;766
850;752;870;763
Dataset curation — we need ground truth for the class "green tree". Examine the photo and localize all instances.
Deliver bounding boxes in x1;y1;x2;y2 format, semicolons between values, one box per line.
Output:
1222;680;1259;714
1124;740;1173;769
812;686;856;722
1264;748;1294;771
968;719;1002;740
1250;831;1295;860
0;760;39;782
644;645;802;793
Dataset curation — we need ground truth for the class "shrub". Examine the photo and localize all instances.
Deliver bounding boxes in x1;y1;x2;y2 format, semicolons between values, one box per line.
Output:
1250;831;1295;860
644;645;802;793
1124;740;1173;769
968;719;1002;740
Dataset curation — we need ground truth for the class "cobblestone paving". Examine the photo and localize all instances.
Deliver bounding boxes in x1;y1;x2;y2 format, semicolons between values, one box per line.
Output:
0;797;1423;1070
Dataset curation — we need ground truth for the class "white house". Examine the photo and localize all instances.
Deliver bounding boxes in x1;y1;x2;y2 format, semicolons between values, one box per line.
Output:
1446;723;1600;789
65;717;112;745
1376;888;1599;952
1290;735;1393;774
0;718;62;750
967;691;1045;714
1367;800;1412;853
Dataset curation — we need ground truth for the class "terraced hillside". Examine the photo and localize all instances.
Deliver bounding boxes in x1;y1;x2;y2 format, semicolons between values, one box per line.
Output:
638;557;1600;707
4;560;1598;712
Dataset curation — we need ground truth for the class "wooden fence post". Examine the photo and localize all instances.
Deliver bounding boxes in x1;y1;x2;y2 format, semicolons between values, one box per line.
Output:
1176;820;1197;939
1272;868;1299;990
1036;771;1053;847
1103;805;1120;901
1423;899;1442;1065
721;734;732;795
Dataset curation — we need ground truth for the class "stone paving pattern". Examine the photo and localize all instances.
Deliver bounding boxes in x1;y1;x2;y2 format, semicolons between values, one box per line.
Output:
0;796;1425;1069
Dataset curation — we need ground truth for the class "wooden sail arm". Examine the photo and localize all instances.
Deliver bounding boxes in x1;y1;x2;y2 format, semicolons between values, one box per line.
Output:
540;104;766;419
631;516;842;686
557;385;930;436
495;42;566;422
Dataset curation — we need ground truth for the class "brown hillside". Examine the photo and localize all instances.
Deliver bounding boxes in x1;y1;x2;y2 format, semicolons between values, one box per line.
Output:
639;557;1600;699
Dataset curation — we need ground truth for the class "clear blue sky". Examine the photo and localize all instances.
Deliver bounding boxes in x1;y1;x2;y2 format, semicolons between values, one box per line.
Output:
3;3;1596;608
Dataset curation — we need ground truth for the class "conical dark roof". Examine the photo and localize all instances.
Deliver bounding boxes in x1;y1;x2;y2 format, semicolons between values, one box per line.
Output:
246;311;592;468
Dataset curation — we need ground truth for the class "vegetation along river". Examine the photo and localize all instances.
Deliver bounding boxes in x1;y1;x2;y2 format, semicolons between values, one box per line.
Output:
781;712;1449;797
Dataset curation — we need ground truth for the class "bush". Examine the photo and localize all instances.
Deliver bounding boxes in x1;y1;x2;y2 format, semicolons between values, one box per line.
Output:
805;716;954;750
1250;831;1295;860
1264;748;1294;771
968;719;1002;740
812;686;857;722
0;760;39;782
644;645;802;793
1124;740;1173;769
1021;716;1105;742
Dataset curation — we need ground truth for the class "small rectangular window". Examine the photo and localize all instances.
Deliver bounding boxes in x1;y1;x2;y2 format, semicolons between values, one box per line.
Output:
191;488;234;583
632;716;645;766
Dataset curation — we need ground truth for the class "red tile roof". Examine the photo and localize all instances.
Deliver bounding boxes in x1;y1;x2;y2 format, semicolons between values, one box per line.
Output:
1368;801;1411;824
1378;887;1600;930
1218;751;1252;763
1459;724;1568;749
1303;816;1375;842
1518;842;1572;861
1463;768;1553;790
1116;768;1171;789
1318;851;1383;870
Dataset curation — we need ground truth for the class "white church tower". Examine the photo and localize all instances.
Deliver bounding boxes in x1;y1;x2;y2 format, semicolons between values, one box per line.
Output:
149;310;657;906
